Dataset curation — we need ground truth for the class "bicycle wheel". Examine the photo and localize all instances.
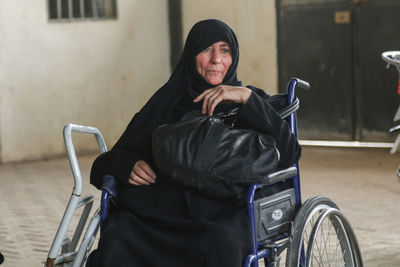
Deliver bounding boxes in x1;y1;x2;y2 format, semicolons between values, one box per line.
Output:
285;195;362;267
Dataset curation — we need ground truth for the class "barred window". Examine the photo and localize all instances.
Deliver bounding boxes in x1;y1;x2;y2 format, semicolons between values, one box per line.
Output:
48;0;117;20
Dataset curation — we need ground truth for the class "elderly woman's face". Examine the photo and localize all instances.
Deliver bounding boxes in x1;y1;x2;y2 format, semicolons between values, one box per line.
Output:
195;41;232;85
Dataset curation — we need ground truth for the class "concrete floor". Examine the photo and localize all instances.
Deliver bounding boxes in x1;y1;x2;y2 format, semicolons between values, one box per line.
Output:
0;146;399;266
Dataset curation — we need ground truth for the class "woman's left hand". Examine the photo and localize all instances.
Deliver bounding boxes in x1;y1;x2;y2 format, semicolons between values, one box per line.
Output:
193;85;252;116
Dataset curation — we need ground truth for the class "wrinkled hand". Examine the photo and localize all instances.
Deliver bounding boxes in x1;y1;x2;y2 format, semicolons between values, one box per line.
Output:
193;85;252;116
128;160;156;186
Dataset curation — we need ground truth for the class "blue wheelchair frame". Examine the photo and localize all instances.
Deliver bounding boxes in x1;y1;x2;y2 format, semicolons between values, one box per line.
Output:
244;78;309;267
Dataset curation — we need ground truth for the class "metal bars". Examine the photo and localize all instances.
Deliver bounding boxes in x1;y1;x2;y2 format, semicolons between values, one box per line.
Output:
48;0;117;20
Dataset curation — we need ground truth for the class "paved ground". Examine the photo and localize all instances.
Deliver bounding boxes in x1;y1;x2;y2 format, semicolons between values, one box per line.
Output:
0;146;399;266
299;146;400;266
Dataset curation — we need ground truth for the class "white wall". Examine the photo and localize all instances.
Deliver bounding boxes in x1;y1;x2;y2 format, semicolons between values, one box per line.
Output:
181;0;278;95
0;0;170;162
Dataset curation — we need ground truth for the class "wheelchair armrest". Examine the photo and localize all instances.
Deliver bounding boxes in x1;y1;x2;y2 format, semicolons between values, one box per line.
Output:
101;174;120;198
100;175;120;231
259;166;298;186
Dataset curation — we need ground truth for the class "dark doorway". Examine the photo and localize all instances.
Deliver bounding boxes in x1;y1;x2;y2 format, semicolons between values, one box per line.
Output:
277;0;400;141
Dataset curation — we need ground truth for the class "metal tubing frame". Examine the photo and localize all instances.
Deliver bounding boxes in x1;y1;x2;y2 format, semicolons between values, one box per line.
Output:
63;124;107;197
51;211;101;266
53;251;77;265
46;124;107;266
69;196;94;251
72;210;101;267
246;183;260;267
287;78;309;208
245;78;309;267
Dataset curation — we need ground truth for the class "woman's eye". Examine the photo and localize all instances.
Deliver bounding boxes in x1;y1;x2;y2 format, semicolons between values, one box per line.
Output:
202;47;210;53
222;48;231;53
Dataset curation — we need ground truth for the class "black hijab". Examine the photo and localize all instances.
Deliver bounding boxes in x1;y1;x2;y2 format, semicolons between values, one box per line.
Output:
113;19;242;153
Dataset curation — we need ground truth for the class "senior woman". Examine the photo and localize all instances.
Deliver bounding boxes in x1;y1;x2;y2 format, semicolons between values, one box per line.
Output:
90;19;301;266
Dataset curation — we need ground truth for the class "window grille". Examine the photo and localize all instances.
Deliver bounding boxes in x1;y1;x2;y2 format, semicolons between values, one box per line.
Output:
48;0;117;20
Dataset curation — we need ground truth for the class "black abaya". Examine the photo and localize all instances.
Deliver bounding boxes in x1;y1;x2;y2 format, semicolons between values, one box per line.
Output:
90;19;301;267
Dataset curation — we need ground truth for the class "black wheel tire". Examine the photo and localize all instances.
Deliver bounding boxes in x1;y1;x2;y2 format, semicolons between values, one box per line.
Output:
285;195;338;267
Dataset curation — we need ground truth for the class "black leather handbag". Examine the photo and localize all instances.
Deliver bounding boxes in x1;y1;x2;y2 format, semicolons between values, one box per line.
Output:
152;108;280;198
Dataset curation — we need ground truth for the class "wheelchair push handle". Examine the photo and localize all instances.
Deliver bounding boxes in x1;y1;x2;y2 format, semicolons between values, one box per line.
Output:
381;51;400;95
287;77;310;105
381;51;400;66
63;124;108;196
293;78;310;90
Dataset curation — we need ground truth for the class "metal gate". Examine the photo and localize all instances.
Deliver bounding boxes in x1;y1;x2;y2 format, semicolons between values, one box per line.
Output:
277;0;400;141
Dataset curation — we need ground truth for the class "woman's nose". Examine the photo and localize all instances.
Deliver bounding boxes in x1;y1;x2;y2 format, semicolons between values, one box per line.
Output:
210;51;222;64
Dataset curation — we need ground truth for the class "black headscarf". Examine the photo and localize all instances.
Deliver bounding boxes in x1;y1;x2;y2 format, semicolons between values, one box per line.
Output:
113;19;242;152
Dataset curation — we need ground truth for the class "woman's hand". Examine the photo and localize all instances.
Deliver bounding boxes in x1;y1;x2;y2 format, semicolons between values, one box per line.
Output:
193;85;252;116
128;160;156;186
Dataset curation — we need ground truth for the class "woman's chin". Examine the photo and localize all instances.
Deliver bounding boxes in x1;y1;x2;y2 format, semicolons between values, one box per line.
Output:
206;77;223;86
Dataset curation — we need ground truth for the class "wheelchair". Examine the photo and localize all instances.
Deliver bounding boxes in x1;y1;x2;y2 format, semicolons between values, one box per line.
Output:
381;50;400;180
45;78;363;267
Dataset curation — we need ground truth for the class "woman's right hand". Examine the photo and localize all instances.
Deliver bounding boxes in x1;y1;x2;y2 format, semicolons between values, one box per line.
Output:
128;160;157;186
193;85;252;116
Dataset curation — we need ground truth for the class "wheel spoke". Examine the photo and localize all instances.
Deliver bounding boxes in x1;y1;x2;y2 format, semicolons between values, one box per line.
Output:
333;223;341;266
312;214;351;266
317;218;327;263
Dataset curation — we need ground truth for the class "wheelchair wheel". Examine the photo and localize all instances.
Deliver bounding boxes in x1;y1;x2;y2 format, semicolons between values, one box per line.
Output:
286;195;362;267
